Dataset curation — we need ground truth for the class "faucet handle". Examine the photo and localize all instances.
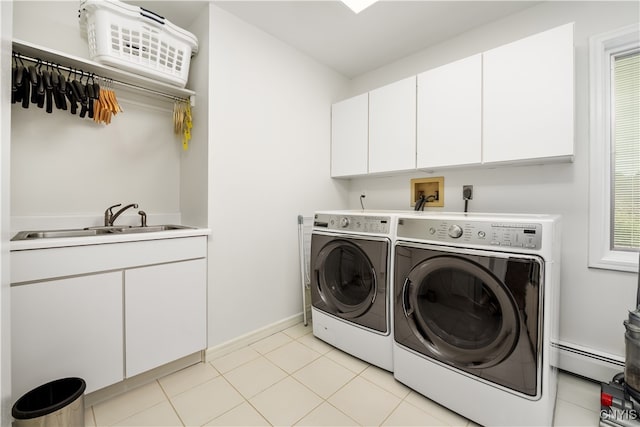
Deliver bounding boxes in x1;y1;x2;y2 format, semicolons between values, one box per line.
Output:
106;203;122;214
138;210;147;227
104;203;122;226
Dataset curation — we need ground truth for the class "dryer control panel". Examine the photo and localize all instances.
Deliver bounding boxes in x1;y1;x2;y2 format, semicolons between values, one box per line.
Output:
314;213;390;234
397;218;542;249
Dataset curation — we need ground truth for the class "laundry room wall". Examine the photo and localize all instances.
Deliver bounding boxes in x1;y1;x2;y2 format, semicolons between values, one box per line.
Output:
179;4;209;228
0;1;12;423
343;1;640;380
207;5;349;347
10;1;185;226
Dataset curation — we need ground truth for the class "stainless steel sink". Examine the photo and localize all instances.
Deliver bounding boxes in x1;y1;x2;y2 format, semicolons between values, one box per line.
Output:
112;225;193;234
11;225;195;241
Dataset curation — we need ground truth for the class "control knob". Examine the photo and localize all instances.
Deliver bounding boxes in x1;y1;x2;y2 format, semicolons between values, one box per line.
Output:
340;217;350;228
448;224;463;239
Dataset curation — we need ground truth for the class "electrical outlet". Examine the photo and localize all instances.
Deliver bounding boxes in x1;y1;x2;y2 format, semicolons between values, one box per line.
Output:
463;185;473;200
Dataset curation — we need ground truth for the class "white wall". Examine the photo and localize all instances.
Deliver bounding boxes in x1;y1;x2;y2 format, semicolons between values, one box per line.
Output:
344;1;639;373
1;1;13;423
12;1;88;59
11;1;183;227
7;0;351;369
207;5;349;346
180;4;209;228
10;0;633;389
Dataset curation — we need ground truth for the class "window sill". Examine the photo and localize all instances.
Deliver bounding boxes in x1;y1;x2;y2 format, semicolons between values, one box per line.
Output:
589;248;639;273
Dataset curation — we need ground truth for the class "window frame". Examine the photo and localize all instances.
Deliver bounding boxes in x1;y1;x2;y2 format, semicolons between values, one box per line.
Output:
588;23;640;272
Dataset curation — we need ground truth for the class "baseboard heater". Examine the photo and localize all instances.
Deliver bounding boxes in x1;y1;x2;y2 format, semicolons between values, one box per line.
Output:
552;341;625;383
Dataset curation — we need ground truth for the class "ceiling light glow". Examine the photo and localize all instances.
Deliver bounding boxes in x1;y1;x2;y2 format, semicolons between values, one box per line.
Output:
341;0;378;14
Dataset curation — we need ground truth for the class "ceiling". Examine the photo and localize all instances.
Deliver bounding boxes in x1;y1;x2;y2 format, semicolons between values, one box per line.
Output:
131;1;540;78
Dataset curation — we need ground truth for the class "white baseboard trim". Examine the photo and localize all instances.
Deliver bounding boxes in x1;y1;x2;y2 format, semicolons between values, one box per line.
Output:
552;341;624;383
205;313;304;361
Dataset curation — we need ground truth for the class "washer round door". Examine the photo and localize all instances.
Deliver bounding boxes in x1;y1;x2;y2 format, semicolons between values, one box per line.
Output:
315;239;377;319
401;254;520;369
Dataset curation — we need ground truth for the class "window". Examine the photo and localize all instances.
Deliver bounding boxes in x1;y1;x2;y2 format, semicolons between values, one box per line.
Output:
612;51;640;250
589;24;640;272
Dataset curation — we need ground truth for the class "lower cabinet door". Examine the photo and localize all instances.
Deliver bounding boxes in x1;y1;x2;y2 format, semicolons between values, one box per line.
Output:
11;272;124;398
124;259;207;378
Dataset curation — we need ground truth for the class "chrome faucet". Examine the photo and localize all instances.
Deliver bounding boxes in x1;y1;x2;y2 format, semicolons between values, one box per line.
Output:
104;203;139;226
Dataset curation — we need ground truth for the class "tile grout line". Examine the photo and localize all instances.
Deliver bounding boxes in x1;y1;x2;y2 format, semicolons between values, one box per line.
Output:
398;393;463;427
201;373;273;427
85;322;601;427
242;328;337;426
156;378;187;427
283;361;363;426
94;324;434;426
97;380;169;427
255;354;323;425
289;351;373;425
287;328;389;424
210;326;319;426
322;398;363;426
249;332;296;356
167;328;310;426
211;351;263;376
556;397;601;415
290;328;468;426
284;330;334;426
89;405;97;427
378;396;404;427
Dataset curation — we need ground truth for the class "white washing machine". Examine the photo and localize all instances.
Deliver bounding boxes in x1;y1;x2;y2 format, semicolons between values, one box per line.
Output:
310;210;401;371
393;212;561;426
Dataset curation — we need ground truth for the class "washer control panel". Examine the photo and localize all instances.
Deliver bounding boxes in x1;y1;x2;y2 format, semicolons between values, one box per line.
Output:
314;213;390;234
398;217;542;249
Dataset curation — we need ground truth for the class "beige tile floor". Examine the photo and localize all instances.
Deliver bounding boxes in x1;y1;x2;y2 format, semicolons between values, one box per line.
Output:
85;322;602;426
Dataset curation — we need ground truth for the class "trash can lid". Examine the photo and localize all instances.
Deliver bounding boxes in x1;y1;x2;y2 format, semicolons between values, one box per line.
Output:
12;377;86;419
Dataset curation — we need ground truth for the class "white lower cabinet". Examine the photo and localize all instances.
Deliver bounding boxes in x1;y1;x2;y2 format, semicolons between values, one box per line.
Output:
11;272;124;398
125;259;207;377
11;235;208;397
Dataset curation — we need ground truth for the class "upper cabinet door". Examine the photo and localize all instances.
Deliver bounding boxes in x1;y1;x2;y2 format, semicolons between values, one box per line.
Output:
331;93;369;177
368;76;417;174
417;54;482;169
483;23;574;164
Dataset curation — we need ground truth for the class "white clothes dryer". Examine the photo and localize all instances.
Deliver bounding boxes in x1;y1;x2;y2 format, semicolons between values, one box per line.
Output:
393;212;561;426
310;210;400;371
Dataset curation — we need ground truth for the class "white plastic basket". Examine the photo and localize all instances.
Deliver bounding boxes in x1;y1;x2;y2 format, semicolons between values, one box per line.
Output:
80;0;198;88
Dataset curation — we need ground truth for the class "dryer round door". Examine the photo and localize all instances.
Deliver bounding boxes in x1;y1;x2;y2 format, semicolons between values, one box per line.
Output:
315;240;377;319
402;255;520;369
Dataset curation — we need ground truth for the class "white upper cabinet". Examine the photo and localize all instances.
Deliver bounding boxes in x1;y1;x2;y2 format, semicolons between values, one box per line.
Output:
368;76;417;174
417;54;482;169
331;93;369;177
482;23;574;164
329;23;574;177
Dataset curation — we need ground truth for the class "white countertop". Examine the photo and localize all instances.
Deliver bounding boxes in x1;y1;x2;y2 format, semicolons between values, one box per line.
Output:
10;227;211;251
